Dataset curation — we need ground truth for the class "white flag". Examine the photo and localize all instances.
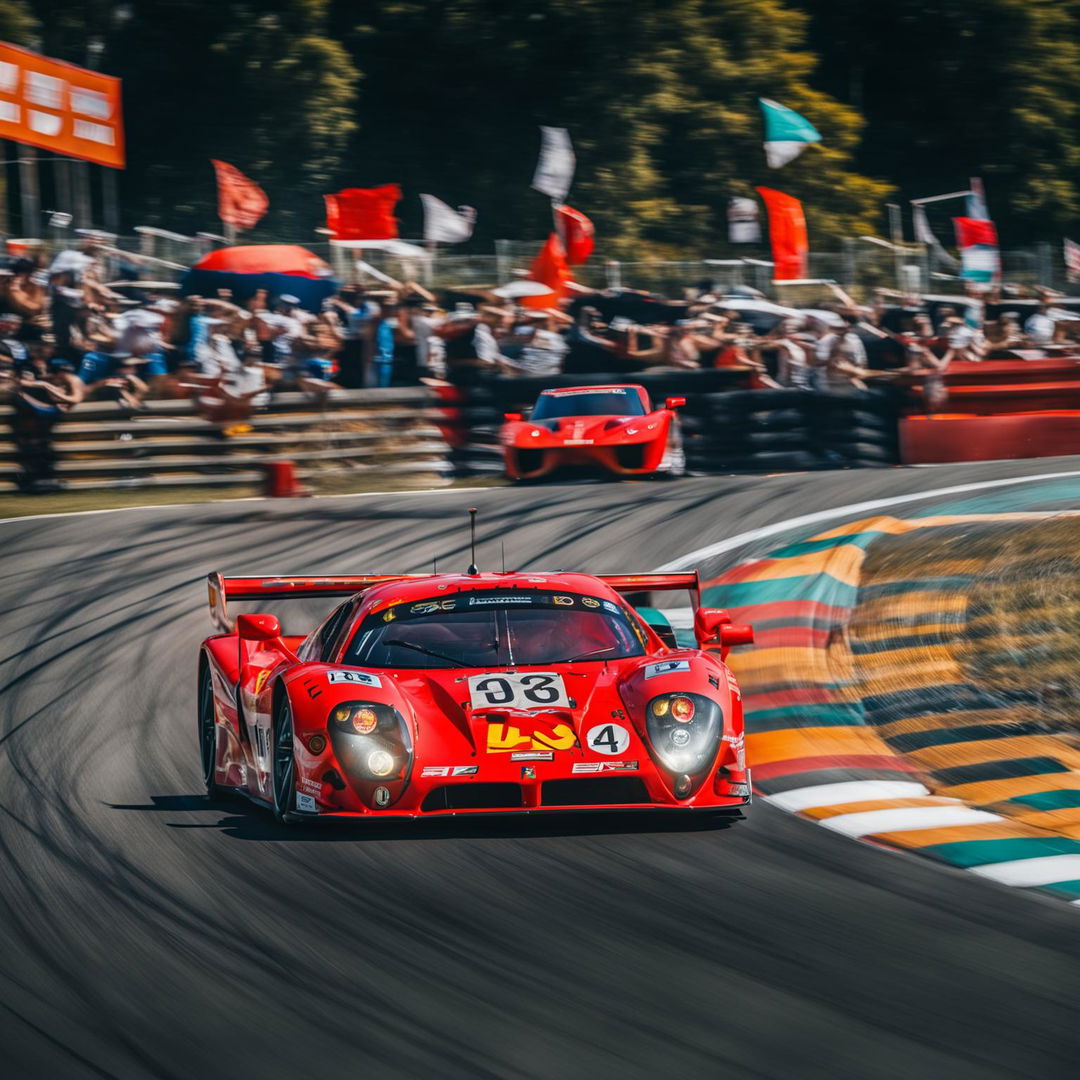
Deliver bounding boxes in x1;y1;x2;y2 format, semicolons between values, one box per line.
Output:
531;126;575;203
727;197;761;244
1065;238;1080;283
419;194;475;244
913;204;959;269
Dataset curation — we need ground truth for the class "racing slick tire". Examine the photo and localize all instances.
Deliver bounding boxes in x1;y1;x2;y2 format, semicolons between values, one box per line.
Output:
271;692;298;825
655;425;687;479
197;663;224;798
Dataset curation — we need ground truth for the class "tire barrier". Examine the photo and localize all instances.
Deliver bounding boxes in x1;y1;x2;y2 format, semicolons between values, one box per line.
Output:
705;511;1080;906
449;375;901;477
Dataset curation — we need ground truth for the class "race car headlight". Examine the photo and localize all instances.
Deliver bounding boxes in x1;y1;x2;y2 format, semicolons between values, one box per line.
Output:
645;692;723;776
328;701;413;781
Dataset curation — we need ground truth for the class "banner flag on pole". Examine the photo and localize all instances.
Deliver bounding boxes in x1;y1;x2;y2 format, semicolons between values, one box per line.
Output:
554;204;594;264
210;160;268;231
419;194;475;243
728;197;761;243
759;99;821;168
912;203;959;268
953;216;1000;283
324;185;402;240
966;177;990;220
1064;238;1080;283
755;187;808;280
531;126;575;203
522;233;571;309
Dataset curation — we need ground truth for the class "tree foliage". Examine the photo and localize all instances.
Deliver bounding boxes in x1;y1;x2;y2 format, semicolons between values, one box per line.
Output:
793;0;1080;240
336;0;889;253
8;0;1079;246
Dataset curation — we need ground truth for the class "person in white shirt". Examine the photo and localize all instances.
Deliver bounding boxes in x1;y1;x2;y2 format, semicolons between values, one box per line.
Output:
1024;304;1056;346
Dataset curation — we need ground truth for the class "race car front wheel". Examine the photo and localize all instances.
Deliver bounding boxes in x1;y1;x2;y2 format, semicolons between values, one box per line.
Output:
198;664;222;797
272;694;297;824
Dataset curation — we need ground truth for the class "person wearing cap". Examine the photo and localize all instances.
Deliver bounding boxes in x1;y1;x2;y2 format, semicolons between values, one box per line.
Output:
256;294;305;367
500;310;567;377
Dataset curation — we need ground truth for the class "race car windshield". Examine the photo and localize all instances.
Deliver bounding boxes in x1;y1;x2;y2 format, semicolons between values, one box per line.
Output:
531;391;646;419
345;590;647;669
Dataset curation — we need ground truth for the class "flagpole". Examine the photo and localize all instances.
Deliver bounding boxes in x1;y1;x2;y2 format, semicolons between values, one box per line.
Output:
910;191;973;206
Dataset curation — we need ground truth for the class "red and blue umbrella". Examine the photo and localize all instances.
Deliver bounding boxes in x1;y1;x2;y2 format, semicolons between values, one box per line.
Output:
182;244;338;311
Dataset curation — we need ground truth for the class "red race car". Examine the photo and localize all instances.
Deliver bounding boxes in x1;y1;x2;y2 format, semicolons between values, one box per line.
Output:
501;384;686;480
199;568;752;822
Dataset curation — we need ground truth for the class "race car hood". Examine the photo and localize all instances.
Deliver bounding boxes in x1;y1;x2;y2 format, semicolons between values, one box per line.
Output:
504;412;668;449
299;651;737;765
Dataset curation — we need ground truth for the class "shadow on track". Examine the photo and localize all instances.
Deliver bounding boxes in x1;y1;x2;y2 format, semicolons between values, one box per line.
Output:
107;794;743;842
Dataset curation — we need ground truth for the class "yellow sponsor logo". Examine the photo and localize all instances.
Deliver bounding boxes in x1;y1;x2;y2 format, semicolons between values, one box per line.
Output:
486;721;577;753
553;595;574;606
254;670;271;695
582;597;600;609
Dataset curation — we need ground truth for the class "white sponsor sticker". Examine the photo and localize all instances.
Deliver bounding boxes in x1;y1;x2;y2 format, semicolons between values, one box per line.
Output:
584;723;631;756
296;793;317;813
327;669;382;688
572;760;638;773
467;672;570;710
511;750;554;762
421;765;479;778
644;659;691;680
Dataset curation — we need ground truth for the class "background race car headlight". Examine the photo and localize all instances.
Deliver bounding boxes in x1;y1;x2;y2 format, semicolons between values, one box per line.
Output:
328;701;413;781
645;692;723;776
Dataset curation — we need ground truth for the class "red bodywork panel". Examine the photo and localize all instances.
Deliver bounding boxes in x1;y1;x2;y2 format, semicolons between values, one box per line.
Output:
199;570;751;820
501;384;680;480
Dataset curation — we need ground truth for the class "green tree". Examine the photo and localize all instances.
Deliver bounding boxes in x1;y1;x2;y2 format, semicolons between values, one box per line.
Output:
22;0;360;234
334;0;890;255
793;0;1080;240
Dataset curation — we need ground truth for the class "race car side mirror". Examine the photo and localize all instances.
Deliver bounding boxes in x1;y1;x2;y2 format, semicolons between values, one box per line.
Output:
694;607;731;643
665;396;686;410
504;412;523;422
236;613;281;641
719;624;754;647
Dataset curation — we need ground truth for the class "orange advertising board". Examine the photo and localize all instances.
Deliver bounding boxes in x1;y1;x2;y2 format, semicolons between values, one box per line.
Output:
0;41;124;168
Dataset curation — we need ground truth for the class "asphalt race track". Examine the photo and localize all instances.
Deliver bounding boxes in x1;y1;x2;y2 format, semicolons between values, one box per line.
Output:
3;460;1080;1080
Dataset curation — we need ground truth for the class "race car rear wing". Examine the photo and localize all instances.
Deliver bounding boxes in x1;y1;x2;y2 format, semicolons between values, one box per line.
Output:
207;570;700;633
207;572;426;632
596;572;700;604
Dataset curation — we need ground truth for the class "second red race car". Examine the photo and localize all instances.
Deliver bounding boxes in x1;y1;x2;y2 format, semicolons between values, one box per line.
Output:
501;384;686;480
198;567;752;823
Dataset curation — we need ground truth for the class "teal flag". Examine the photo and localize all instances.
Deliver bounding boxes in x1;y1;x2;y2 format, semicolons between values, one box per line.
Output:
759;98;822;168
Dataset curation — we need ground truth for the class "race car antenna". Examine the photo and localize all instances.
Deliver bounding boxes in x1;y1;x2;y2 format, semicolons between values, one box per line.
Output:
467;507;479;575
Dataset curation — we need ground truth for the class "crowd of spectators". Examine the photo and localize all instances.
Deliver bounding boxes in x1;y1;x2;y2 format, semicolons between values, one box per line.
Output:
3;231;1080;490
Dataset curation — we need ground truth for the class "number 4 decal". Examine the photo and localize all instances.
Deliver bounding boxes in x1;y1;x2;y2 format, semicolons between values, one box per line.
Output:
585;723;630;756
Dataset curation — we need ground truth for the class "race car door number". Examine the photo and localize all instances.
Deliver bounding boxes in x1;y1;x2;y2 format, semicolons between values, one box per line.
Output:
467;672;570;710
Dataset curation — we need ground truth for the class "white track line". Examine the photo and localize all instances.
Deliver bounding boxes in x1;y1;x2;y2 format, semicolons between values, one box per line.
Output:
819;806;1002;838
0;485;491;527
655;468;1080;571
766;780;931;812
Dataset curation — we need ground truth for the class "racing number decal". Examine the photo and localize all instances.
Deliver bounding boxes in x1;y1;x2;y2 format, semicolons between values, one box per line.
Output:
585;723;631;756
472;677;513;705
518;673;561;704
467;672;570;710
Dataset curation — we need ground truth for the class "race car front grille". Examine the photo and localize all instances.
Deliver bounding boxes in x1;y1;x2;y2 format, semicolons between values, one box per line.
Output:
541;778;650;806
614;443;648;470
514;448;544;474
421;783;523;811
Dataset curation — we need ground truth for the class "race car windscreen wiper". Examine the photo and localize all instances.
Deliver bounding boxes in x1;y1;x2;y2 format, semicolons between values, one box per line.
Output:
383;639;470;666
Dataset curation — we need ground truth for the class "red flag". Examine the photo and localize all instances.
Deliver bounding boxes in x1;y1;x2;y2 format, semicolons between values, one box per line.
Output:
324;185;402;240
522;233;571;309
555;205;595;264
211;160;269;230
756;187;808;281
953;217;998;249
